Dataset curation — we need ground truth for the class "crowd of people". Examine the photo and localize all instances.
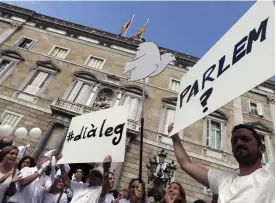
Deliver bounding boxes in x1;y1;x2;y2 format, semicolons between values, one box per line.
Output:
0;122;274;203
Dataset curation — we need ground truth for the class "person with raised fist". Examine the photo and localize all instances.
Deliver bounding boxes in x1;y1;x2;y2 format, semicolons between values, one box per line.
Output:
60;155;112;203
168;123;274;203
9;151;52;203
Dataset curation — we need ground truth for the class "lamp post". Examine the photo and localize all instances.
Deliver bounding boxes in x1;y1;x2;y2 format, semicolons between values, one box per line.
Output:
0;124;42;156
147;149;177;202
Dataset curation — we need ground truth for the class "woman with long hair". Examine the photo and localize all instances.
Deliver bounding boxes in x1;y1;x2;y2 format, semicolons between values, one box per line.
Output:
161;182;187;203
122;178;146;203
0;146;22;202
17;156;36;171
42;175;68;203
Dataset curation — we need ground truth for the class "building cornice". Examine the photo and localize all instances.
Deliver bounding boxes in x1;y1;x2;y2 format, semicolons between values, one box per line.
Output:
0;2;199;69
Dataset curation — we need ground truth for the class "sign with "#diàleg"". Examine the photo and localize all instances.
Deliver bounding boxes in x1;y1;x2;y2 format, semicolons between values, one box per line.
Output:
58;105;129;164
171;0;275;135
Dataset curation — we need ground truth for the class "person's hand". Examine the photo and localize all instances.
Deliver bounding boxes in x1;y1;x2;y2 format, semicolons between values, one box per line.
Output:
38;160;50;175
57;153;62;160
11;173;22;184
103;155;112;169
45;149;56;158
168;122;174;135
164;191;175;203
135;187;142;199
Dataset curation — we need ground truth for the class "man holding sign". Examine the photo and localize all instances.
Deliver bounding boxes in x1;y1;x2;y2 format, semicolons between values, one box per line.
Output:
60;155;112;203
168;0;275;202
168;123;274;203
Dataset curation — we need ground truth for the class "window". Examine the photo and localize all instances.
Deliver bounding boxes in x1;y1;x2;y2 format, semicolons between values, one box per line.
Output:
84;56;105;70
206;119;222;150
260;134;273;165
163;108;175;135
248;101;263;116
49;46;70;59
0;58;13;76
0;110;23;129
17;70;51;102
0;57;17;84
14;37;36;50
169;79;180;92
122;94;142;121
66;80;93;105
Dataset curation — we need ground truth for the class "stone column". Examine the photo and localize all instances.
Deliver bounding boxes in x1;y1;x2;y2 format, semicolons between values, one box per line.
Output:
113;135;132;189
233;97;244;125
56;126;69;155
32;122;55;160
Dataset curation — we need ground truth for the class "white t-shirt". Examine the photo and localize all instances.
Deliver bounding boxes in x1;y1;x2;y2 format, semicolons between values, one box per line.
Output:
118;199;129;203
208;161;275;203
9;167;53;203
70;181;106;203
42;192;68;203
104;193;114;203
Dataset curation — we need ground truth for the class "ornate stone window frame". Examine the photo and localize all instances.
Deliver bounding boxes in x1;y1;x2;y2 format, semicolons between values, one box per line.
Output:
14;60;60;104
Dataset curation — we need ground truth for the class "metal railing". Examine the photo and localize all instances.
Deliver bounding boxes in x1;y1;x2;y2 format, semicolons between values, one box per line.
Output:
52;98;140;131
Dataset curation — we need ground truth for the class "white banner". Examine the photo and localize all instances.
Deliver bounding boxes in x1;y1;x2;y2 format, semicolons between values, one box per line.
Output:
171;1;275;135
58;105;128;163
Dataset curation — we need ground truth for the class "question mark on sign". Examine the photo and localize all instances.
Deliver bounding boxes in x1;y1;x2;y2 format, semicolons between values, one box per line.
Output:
199;87;213;113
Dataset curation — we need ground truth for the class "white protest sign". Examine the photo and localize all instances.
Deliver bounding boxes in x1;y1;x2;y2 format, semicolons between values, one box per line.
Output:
58;105;128;164
171;1;275;135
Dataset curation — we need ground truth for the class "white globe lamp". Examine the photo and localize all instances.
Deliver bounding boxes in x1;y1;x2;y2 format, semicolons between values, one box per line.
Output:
0;125;13;136
15;127;28;138
29;127;42;139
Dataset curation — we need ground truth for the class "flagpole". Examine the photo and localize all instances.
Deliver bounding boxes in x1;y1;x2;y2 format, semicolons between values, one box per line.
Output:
124;14;135;37
138;78;145;184
140;18;149;41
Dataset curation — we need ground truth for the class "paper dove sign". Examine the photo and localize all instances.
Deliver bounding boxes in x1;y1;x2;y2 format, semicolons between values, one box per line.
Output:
123;42;176;81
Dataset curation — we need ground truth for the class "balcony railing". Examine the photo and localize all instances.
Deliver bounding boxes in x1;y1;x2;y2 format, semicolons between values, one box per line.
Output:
52;99;94;115
51;98;140;132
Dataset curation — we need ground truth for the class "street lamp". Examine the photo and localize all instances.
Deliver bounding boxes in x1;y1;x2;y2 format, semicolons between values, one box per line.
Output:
0;124;42;139
147;149;177;202
0;124;42;157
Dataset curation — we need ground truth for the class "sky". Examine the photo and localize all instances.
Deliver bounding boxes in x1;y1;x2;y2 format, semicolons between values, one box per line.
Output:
4;1;275;80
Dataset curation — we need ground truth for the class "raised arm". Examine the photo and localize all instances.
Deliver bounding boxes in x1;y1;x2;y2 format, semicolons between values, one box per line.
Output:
100;155;112;198
19;160;50;187
169;123;209;187
60;164;71;188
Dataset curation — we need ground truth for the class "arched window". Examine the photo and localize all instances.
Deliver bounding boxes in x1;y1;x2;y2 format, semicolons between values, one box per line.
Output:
63;71;97;106
17;60;60;103
0;49;25;84
203;110;228;151
120;85;147;122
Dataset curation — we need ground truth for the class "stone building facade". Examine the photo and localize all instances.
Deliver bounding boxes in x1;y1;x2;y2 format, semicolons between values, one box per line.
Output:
0;3;274;203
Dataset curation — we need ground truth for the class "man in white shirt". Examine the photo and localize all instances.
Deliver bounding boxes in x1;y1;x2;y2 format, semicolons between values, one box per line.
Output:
72;168;84;183
8;155;51;203
168;123;275;203
104;172;115;203
60;155;112;203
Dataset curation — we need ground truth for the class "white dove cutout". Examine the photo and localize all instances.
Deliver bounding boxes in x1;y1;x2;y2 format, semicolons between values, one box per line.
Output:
122;42;176;82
